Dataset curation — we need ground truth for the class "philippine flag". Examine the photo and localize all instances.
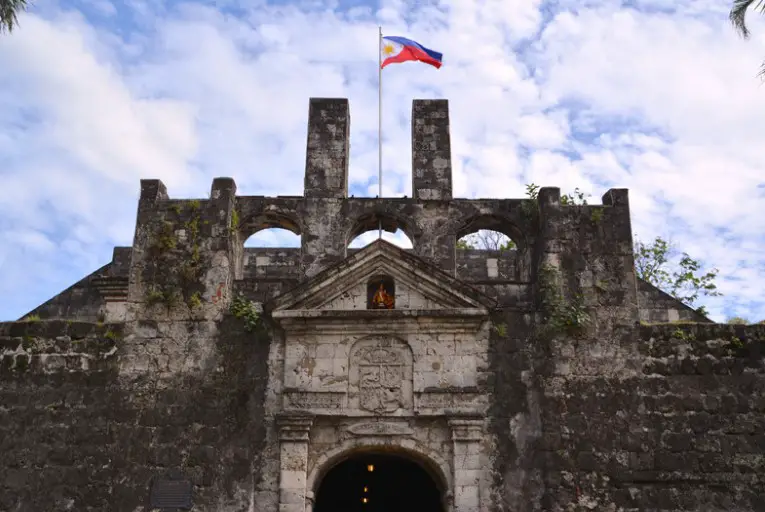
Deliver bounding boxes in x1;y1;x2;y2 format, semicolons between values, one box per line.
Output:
380;36;443;69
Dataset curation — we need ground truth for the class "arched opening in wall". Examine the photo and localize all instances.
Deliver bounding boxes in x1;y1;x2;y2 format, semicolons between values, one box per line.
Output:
243;228;301;248
314;452;444;512
348;229;412;249
455;215;524;252
347;214;415;250
457;230;517;251
240;228;301;281
455;215;529;283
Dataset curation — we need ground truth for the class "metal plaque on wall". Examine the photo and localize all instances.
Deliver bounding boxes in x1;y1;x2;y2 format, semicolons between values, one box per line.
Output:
149;470;193;510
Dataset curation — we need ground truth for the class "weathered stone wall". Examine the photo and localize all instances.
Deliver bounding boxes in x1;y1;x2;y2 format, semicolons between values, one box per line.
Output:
3;320;763;511
0;317;272;512
486;322;765;511
242;248;301;280
638;279;710;323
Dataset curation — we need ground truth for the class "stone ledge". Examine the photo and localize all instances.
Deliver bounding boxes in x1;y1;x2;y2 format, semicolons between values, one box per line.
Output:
0;320;125;340
272;308;488;319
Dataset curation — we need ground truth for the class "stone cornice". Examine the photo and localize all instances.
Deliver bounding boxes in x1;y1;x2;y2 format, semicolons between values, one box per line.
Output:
272;308;488;334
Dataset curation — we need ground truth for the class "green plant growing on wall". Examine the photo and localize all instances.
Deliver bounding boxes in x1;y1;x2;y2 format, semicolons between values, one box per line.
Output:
559;188;590;206
21;314;40;322
230;294;262;332
104;330;120;342
492;321;508;337
230;208;240;234
538;264;590;337
520;183;540;222
145;202;208;310
729;336;745;349
670;327;696;341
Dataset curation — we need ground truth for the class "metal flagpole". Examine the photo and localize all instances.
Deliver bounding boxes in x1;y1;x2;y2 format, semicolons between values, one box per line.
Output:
378;25;383;240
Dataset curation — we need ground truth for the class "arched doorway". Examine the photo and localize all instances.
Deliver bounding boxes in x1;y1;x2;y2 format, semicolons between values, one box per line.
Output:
314;452;444;512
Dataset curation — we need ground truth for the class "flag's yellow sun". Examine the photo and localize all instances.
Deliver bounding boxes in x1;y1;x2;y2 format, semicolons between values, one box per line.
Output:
383;44;395;56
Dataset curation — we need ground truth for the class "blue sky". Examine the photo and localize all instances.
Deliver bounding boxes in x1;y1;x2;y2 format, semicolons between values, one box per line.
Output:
1;0;764;322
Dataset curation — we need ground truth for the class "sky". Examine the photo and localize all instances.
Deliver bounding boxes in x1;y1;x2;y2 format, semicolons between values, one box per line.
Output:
1;0;764;322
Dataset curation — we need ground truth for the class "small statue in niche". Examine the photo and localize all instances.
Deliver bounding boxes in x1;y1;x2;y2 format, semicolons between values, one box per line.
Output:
368;278;395;309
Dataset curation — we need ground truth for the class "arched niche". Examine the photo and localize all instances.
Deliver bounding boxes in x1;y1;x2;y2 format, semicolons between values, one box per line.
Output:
366;275;395;309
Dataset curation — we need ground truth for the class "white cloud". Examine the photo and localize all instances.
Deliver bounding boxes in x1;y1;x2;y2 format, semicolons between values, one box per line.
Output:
0;0;763;322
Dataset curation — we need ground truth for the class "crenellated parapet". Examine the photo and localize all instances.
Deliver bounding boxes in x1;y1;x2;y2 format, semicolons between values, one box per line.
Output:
17;97;649;325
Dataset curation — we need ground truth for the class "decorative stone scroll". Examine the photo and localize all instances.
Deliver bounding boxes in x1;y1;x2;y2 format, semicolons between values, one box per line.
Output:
346;421;414;436
348;337;413;414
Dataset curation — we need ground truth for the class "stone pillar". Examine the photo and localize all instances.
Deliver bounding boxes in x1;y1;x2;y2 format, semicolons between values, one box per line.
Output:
412;99;452;200
304;98;350;199
300;98;351;279
277;415;314;512
126;179;169;305
448;418;484;512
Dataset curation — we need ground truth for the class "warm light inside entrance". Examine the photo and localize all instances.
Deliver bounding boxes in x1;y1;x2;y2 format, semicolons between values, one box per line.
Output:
362;497;368;503
367;464;374;472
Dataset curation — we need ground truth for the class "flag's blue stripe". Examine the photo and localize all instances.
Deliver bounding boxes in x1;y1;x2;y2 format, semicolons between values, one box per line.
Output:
383;36;443;62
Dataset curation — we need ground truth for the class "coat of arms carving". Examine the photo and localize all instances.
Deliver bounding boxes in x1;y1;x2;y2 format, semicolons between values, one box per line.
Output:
349;337;413;414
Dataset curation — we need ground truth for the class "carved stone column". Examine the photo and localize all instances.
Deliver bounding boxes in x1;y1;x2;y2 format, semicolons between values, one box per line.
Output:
277;415;314;512
448;418;484;512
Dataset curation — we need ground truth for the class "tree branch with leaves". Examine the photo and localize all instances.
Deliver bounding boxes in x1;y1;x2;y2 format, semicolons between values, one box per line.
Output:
634;236;722;316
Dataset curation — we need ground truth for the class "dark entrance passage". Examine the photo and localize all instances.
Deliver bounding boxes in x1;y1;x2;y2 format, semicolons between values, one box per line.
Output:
314;452;444;512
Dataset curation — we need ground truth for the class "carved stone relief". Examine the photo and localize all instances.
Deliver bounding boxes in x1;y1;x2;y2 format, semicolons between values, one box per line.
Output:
348;337;413;414
346;422;414;436
283;390;345;411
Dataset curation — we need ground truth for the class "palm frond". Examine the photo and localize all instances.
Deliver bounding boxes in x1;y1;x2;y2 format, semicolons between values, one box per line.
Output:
730;0;764;38
0;0;29;34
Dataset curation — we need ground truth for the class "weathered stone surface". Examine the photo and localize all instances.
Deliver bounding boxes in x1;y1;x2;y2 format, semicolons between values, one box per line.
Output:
5;98;755;512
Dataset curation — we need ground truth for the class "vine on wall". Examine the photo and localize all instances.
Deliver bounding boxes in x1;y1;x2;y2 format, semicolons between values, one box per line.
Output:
144;201;208;310
538;264;590;338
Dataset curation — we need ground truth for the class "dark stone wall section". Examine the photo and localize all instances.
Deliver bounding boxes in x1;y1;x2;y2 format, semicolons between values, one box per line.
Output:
533;324;765;512
0;319;271;512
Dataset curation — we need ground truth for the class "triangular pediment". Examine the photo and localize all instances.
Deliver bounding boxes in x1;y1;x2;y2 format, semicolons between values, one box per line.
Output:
270;240;493;315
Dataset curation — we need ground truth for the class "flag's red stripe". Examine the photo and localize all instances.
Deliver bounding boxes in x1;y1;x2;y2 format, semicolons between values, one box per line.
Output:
382;46;442;69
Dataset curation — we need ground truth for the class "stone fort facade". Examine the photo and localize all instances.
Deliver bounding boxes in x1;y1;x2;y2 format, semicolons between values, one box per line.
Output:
1;98;763;512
